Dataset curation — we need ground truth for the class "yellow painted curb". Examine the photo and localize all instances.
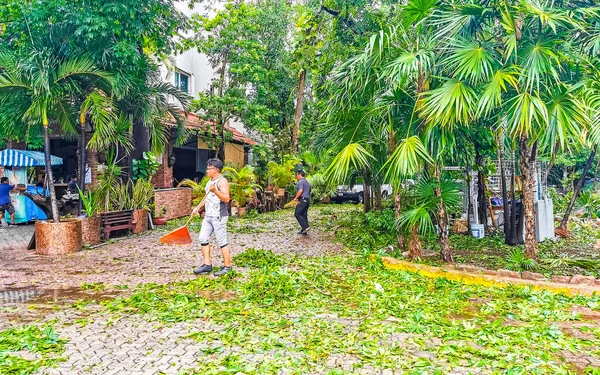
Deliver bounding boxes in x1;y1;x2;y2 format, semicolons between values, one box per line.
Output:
379;256;600;297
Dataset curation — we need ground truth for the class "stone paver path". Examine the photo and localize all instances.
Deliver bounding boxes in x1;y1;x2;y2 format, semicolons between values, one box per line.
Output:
0;222;34;251
1;208;351;375
0;210;343;290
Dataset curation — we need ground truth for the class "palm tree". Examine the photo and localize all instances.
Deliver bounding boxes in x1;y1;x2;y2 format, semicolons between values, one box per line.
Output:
398;177;463;260
115;59;191;176
0;51;114;222
417;1;596;258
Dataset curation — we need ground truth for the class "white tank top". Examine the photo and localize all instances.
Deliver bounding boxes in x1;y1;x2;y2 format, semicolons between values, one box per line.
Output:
204;176;228;217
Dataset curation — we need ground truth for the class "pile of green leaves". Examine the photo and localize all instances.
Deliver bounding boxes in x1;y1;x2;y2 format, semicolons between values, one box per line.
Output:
335;207;398;254
102;249;600;374
0;326;67;375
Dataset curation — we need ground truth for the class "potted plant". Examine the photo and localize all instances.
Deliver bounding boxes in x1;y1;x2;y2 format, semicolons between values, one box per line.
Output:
223;166;262;216
267;161;295;197
131;179;154;233
153;206;168;225
78;188;101;245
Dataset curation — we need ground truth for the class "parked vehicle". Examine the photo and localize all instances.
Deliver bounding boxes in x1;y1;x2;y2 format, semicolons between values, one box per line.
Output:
330;184;394;204
331;185;364;204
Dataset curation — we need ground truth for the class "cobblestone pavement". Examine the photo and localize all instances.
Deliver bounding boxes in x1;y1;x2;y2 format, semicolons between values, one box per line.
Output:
4;206;596;375
0;209;344;290
0;207;353;374
0;222;34;251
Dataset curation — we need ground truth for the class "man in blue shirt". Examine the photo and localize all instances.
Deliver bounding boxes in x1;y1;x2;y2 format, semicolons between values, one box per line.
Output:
0;177;25;227
293;170;311;235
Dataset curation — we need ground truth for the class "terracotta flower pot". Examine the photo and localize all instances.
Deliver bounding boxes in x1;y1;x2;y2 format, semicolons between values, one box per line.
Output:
277;188;286;197
153;216;167;226
237;206;246;217
36;220;82;255
132;209;148;234
80;216;101;246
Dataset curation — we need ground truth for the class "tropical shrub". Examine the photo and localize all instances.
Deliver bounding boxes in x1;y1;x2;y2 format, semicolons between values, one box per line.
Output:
178;176;210;206
78;189;100;218
132;152;159;181
132;179;154;210
223;165;262;207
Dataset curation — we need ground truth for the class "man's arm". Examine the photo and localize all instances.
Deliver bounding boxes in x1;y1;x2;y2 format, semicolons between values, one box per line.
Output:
11;185;26;192
294;188;303;201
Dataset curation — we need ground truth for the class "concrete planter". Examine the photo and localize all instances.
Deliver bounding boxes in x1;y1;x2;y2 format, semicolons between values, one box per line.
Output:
36;220;82;255
132;209;148;234
80;217;101;246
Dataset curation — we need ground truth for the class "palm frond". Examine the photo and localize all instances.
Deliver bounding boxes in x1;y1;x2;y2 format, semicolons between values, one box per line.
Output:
382;136;433;185
325;143;375;186
419;78;477;128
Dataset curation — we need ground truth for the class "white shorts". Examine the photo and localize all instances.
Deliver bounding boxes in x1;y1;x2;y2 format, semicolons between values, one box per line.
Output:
198;216;229;248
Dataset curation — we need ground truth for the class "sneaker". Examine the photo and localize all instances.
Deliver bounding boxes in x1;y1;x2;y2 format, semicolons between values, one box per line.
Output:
193;264;213;275
299;227;310;235
214;266;232;277
7;223;17;227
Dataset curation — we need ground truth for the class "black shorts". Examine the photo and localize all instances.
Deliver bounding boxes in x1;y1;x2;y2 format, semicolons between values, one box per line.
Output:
0;203;15;215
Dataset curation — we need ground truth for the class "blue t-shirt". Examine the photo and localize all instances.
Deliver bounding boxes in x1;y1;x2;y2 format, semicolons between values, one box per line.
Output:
0;184;14;205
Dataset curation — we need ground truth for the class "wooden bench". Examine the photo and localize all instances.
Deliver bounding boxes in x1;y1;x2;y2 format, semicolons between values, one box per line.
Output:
100;210;135;240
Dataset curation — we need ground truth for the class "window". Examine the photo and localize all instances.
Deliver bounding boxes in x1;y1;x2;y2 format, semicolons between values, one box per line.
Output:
174;71;190;93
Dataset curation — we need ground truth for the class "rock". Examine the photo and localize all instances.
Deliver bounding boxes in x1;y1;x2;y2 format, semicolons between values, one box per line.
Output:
497;269;521;279
483;269;497;275
595;278;600;286
521;271;546;281
401;251;410;258
594;239;600;250
455;264;486;273
551;275;572;284
569;275;596;285
451;219;468;234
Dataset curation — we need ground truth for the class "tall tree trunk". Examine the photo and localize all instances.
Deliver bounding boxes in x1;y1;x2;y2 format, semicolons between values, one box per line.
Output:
394;189;405;251
363;172;371;213
131;120;150;163
435;166;453;262
217;57;227;161
44;126;60;223
559;145;598;230
519;137;537;258
374;184;382;210
475;146;489;232
508;166;518;245
408;226;422;260
292;69;306;155
78;124;86;215
497;139;510;244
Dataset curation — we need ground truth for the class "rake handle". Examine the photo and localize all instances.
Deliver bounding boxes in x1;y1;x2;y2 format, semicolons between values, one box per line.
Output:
187;196;206;227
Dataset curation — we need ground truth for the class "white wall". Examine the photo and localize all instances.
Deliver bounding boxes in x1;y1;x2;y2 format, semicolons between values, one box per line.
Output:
160;2;248;135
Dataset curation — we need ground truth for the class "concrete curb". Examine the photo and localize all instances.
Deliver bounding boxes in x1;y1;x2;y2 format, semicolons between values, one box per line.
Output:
380;256;600;297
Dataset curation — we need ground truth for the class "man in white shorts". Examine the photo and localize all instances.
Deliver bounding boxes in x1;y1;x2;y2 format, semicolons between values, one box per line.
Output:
192;158;232;276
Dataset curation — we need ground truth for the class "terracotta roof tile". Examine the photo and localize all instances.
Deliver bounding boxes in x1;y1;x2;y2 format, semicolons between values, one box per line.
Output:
166;112;256;145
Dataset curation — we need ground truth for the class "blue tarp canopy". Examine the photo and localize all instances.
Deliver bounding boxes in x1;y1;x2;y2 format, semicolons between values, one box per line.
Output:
0;148;63;167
